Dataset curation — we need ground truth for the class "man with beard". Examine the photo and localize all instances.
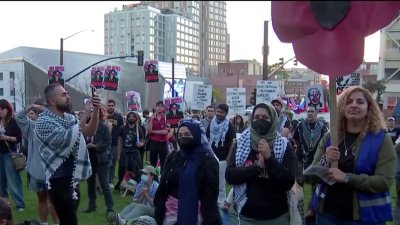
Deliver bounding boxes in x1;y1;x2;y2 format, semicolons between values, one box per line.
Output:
106;99;124;189
293;106;327;223
34;83;105;225
206;103;235;208
271;99;291;135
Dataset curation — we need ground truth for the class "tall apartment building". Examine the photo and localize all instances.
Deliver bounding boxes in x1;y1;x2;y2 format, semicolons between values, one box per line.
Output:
378;12;400;110
104;3;200;74
142;1;230;77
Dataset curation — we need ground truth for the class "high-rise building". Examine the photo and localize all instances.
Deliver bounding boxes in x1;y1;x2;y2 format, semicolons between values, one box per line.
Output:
378;12;400;110
104;3;199;74
142;1;230;77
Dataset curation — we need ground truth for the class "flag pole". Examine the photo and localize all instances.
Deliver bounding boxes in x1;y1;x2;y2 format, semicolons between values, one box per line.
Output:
329;76;338;168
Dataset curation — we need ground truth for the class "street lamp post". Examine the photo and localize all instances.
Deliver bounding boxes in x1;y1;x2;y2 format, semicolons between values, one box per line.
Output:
60;29;94;65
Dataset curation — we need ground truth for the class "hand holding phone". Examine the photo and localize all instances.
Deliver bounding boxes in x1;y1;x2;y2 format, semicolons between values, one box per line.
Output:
90;85;101;111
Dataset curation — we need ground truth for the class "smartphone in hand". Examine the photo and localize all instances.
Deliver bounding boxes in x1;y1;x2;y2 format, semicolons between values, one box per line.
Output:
90;85;97;97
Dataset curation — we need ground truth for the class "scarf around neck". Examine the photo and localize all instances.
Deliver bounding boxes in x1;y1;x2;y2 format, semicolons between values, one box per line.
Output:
35;108;91;199
209;117;229;147
233;128;288;214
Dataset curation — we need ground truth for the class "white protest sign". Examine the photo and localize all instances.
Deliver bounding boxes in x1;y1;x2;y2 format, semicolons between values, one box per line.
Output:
256;80;280;104
192;84;212;110
226;88;246;115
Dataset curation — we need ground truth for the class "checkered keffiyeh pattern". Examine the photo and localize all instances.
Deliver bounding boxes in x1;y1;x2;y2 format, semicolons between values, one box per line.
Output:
233;128;288;214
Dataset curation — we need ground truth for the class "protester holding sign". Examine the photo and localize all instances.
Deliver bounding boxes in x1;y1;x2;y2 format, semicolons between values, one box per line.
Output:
311;86;396;224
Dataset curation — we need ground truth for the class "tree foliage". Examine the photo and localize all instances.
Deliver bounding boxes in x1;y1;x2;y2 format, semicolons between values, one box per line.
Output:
362;80;386;96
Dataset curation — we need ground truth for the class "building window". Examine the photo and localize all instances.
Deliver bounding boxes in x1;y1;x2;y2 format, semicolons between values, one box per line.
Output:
0;88;3;96
10;72;15;79
0;72;3;80
10;89;15;96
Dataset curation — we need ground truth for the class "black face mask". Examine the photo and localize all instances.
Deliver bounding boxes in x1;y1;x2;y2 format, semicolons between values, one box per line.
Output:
128;120;135;125
252;119;271;135
178;137;196;152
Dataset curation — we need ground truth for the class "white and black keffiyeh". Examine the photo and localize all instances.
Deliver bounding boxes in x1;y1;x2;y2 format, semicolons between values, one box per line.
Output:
35;108;91;199
209;117;230;148
233;128;288;214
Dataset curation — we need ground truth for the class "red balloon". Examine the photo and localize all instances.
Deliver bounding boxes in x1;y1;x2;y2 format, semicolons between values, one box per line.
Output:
272;1;400;76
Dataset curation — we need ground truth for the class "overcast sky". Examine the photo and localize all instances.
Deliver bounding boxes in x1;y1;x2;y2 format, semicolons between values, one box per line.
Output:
0;1;380;68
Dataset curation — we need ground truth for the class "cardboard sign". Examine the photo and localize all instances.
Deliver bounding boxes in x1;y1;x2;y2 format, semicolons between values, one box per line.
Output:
103;65;120;91
90;66;105;89
304;85;324;110
144;60;159;83
256;80;280;104
191;84;212;110
336;72;360;95
226;88;246;115
48;65;65;86
125;91;142;112
164;97;185;128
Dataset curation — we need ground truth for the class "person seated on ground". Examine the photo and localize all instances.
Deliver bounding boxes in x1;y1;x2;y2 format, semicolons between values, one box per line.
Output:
114;166;159;225
125;215;156;225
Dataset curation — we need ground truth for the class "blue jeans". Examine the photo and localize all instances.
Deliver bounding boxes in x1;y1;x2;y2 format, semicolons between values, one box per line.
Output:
220;209;230;225
0;153;25;209
109;145;118;183
316;212;386;225
88;152;113;212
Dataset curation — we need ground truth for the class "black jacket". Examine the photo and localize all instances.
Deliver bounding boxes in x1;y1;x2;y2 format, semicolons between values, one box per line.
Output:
154;150;222;225
225;143;297;220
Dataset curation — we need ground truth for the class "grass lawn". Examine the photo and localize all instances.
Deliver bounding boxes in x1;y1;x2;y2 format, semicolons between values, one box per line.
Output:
11;170;133;225
10;171;398;225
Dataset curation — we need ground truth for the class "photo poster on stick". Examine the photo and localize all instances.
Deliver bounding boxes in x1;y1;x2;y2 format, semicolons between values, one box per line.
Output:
125;91;142;112
226;88;246;115
304;85;324;111
48;65;65;86
256;80;280;104
103;65;120;91
90;66;105;89
164;97;185;128
144;60;159;83
336;72;360;95
191;84;212;110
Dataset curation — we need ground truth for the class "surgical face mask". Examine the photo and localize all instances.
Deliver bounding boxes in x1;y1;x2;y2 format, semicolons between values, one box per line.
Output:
252;119;271;135
141;174;149;182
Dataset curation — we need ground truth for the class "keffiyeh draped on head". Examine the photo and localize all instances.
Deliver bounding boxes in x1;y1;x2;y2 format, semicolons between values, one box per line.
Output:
209;117;229;147
35;108;91;199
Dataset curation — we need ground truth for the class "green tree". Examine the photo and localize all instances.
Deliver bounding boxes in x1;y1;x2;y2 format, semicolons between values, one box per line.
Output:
212;88;223;104
362;80;386;104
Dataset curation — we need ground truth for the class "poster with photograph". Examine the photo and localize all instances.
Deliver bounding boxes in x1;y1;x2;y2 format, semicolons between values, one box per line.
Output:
164;97;185;128
103;65;120;91
91;66;105;89
336;72;360;95
191;84;212;110
48;65;65;86
304;85;324;110
144;60;159;83
125;91;142;112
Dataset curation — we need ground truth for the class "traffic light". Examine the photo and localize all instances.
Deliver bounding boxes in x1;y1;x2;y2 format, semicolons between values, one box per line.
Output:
137;50;144;66
279;57;284;65
293;59;298;66
250;88;257;105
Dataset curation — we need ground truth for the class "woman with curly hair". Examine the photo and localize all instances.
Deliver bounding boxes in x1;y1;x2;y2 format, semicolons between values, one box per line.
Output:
311;86;396;225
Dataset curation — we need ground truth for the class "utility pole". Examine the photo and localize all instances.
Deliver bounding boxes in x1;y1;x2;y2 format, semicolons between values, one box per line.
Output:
172;57;175;97
262;20;269;80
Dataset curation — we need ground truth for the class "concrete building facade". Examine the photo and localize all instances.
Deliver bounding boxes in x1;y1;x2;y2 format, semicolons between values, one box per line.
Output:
142;1;230;77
